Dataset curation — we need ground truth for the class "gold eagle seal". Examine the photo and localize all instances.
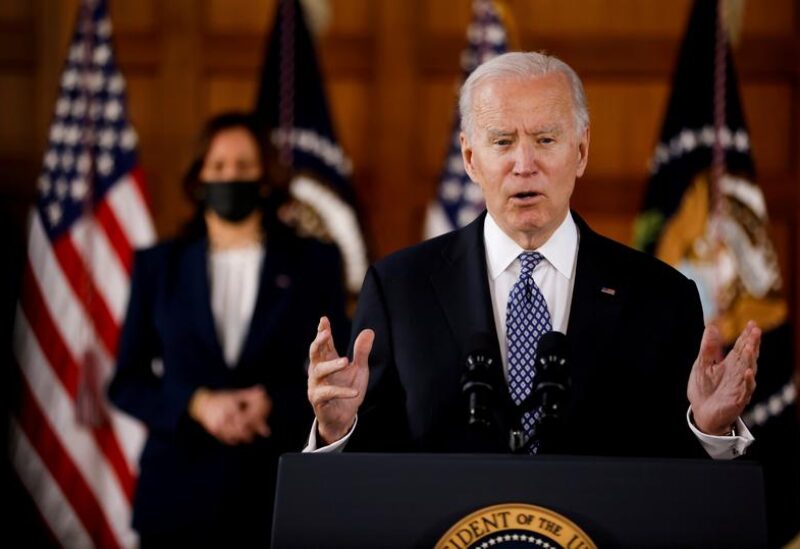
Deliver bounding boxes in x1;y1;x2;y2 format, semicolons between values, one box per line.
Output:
436;503;597;549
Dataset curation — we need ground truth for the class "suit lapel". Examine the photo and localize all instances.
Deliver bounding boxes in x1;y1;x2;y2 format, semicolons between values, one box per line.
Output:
187;238;227;364
236;228;295;369
567;213;626;405
429;213;505;386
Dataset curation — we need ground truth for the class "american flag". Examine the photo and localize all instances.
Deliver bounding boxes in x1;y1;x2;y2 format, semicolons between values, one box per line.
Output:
423;0;510;239
10;0;155;547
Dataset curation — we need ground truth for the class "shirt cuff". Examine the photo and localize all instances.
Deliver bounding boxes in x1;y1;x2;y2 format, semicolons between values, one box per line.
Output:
686;407;754;460
303;416;358;453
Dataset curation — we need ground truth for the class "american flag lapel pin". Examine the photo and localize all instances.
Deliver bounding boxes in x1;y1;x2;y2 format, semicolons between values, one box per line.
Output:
275;274;292;289
601;287;616;296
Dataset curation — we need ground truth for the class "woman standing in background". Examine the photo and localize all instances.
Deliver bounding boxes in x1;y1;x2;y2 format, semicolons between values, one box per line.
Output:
108;111;349;547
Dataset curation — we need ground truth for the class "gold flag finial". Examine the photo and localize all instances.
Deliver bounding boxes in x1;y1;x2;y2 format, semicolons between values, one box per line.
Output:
721;0;745;48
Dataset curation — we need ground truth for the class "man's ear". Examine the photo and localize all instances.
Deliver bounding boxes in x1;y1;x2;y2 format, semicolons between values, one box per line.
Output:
460;132;476;181
576;125;590;178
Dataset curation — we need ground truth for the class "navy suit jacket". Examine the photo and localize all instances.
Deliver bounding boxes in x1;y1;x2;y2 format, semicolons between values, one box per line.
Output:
109;223;348;543
346;211;706;458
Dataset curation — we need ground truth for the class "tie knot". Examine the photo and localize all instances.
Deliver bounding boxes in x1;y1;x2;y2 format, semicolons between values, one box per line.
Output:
518;252;544;276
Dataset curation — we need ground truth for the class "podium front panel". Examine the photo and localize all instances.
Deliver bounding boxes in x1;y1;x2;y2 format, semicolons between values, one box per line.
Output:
271;453;766;548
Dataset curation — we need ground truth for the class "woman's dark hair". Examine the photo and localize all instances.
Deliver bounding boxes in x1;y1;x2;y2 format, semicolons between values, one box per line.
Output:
180;111;290;238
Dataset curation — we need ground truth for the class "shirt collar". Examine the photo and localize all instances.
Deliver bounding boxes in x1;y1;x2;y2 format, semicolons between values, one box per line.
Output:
483;211;578;280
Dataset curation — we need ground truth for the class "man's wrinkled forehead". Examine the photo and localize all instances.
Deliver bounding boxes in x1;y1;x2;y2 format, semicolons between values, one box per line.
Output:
485;125;564;138
471;75;576;130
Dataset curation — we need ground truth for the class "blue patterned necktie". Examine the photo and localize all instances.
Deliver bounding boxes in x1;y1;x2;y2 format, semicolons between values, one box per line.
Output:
506;251;552;454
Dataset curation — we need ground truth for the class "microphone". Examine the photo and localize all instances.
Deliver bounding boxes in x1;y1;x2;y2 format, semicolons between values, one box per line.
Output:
461;335;499;431
525;331;570;452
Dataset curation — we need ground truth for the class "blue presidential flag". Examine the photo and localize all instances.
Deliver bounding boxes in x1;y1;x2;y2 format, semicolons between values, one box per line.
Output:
254;0;368;297
634;1;799;544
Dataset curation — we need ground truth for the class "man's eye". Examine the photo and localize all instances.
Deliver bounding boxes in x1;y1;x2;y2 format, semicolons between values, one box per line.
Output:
539;137;555;145
494;139;512;146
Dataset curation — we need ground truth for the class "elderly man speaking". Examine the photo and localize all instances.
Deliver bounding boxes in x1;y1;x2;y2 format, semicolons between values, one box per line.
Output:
306;51;760;460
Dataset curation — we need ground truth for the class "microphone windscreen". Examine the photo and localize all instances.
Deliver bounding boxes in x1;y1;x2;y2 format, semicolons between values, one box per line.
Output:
537;331;569;359
464;332;496;361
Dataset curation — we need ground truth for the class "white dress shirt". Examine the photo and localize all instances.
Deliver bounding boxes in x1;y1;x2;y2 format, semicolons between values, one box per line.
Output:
209;243;264;367
484;210;577;376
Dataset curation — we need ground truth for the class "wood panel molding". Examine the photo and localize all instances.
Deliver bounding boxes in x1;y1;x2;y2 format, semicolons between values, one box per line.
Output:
417;35;800;78
201;33;374;76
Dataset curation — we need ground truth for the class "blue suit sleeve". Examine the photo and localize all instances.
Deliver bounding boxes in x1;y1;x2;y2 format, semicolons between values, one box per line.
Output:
108;247;197;434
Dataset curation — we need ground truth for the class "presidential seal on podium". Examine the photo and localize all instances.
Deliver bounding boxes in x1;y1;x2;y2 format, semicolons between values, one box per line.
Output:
436;503;597;549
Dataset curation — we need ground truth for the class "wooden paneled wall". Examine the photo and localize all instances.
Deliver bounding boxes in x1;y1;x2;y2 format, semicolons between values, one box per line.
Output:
1;0;799;368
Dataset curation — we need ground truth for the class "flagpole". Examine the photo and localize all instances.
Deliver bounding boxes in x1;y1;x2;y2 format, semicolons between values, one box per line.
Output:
710;0;728;322
278;0;296;167
75;0;106;427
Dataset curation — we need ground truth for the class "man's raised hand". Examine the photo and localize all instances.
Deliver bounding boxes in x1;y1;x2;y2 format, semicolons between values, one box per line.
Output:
307;316;373;445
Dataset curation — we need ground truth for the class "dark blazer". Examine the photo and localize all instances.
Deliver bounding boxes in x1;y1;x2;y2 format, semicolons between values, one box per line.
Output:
108;223;348;545
347;211;706;458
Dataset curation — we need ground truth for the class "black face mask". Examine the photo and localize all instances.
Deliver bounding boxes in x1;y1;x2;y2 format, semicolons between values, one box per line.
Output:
199;180;261;223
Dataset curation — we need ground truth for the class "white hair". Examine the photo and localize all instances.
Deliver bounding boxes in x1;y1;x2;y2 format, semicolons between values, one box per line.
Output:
459;51;589;142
